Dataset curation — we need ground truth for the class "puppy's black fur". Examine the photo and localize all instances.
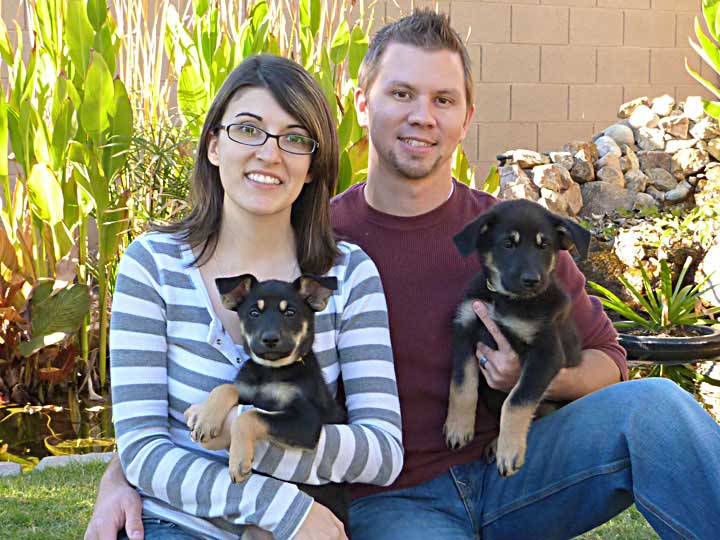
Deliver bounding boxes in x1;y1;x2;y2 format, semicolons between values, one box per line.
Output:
443;199;591;478
188;274;349;528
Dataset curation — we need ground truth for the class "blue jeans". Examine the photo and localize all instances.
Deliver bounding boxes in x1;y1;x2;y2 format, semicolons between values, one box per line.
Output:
118;518;205;540
350;378;720;540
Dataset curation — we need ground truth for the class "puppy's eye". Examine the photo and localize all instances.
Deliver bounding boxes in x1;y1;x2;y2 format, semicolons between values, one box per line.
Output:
248;308;261;318
503;239;515;249
284;308;296;317
539;240;550;249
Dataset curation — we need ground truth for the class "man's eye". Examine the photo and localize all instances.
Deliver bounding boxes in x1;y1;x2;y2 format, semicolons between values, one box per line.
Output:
248;308;261;318
393;90;409;99
284;308;296;317
437;97;451;105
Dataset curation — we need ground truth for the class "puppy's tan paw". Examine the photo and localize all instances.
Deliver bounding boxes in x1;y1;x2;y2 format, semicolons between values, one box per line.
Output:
190;406;224;443
229;445;254;484
495;433;527;478
443;414;475;450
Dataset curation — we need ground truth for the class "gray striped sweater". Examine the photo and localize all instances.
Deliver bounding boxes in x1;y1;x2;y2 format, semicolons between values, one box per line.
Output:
110;232;403;540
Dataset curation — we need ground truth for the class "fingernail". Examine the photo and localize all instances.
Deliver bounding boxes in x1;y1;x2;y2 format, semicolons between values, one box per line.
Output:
129;531;142;539
473;301;485;313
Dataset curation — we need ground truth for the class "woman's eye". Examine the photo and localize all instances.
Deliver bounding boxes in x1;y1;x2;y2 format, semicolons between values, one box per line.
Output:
239;124;257;135
248;308;260;318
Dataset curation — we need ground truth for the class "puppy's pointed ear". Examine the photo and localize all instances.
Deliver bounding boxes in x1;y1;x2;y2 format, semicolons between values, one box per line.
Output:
554;218;591;260
215;274;257;310
294;275;338;312
453;212;495;257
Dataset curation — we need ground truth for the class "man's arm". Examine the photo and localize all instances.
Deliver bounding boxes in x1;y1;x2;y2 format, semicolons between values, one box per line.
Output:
84;454;144;540
545;349;622;401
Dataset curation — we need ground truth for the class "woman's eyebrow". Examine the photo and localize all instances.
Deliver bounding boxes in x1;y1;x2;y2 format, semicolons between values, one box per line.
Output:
233;112;306;131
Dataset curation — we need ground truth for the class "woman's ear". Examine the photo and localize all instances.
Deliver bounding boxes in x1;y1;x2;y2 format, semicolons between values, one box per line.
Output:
207;131;220;167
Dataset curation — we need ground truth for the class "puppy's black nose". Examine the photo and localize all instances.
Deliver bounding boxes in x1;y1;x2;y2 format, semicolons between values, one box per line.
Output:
521;274;541;289
261;332;280;348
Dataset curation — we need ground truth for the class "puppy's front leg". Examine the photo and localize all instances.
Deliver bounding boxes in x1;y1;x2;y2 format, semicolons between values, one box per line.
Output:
496;334;563;477
229;410;268;483
188;383;240;443
444;334;480;449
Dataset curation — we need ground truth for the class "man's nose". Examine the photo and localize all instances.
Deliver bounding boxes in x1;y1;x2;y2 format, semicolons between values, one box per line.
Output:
407;99;436;127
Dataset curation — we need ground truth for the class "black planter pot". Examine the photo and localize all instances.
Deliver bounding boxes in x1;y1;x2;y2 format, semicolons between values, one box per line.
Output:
618;324;720;365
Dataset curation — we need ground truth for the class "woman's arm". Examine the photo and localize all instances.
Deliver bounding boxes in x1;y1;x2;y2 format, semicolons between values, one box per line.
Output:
111;237;314;540
233;244;404;486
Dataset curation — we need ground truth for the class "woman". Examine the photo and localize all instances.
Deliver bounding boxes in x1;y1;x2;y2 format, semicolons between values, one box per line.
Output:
110;55;403;540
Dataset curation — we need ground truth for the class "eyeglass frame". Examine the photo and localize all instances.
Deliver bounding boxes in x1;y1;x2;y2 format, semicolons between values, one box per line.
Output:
213;123;319;156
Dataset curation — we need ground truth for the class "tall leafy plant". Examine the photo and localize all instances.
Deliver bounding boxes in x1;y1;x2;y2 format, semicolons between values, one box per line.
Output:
687;0;720;118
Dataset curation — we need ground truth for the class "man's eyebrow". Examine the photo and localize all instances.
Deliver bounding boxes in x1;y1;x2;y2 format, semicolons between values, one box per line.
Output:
233;112;306;131
385;82;461;96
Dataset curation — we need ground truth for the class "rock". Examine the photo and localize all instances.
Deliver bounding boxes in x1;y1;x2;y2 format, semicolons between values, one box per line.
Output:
579;181;636;218
647;168;678;191
565;182;584;215
671;148;710;178
638;150;672;173
707;138;720;161
636;127;665;151
562;141;599;162
509;149;551;168
646;185;666;201
570;152;595;183
619;145;640;172
614;230;646;267
499;182;540;201
624;169;648;192
665;139;698;153
603;124;635;147
35;452;114;471
665;180;693;202
689;117;720;140
628;105;660;129
633;192;658;209
597;166;625;186
539;188;569;215
550;151;574;171
684;95;705;121
657;115;689;139
0;462;22;477
595;153;621;170
651;94;675;117
696;166;720;205
618;96;649;119
499;164;530;189
532;164;573;191
595;135;623;157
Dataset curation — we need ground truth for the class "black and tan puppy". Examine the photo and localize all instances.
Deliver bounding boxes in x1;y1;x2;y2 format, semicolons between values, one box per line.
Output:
187;274;348;524
443;199;591;478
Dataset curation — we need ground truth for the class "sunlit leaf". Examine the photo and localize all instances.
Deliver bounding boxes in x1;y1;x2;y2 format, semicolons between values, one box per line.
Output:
27;164;64;225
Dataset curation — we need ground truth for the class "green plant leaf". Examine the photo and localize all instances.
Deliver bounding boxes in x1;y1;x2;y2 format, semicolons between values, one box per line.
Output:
86;0;107;31
79;52;114;144
27;164;64;225
195;0;210;17
338;101;356;152
330;21;350;65
300;0;322;38
65;0;96;80
692;17;720;77
336;151;353;195
686;59;720;100
0;19;13;65
178;63;208;138
348;24;369;81
480;165;500;195
51;98;76;170
104;79;133;181
702;0;720;39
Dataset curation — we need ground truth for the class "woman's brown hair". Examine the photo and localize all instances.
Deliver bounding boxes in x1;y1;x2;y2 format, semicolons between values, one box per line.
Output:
156;54;340;275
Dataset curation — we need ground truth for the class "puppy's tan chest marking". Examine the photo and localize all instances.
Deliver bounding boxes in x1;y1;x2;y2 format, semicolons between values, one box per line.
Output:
236;380;299;408
495;312;541;344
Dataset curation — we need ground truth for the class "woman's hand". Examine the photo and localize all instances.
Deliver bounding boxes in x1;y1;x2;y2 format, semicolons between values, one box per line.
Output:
473;301;522;392
294;502;348;540
184;404;237;451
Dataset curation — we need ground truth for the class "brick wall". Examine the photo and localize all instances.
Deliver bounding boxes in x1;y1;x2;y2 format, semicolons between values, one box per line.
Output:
1;0;715;181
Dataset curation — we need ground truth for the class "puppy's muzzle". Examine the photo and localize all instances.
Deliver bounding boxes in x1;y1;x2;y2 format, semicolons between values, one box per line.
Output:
249;332;297;360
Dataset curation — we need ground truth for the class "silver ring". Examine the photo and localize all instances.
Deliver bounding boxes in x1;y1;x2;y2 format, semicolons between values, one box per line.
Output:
480;355;488;368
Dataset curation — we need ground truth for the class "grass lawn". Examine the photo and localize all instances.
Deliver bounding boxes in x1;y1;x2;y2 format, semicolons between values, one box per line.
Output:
0;461;659;540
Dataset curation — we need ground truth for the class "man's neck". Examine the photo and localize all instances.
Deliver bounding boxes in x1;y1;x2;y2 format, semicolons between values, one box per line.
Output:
364;172;454;217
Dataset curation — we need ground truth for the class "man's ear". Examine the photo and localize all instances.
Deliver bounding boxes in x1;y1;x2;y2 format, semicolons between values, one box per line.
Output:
355;87;369;129
453;211;495;258
294;275;338;312
215;274;257;310
461;103;475;139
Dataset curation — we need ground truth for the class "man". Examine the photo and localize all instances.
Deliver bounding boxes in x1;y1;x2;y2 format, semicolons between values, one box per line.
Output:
87;10;720;540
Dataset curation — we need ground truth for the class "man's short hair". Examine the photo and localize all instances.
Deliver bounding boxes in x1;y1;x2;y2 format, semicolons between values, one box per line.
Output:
358;9;474;110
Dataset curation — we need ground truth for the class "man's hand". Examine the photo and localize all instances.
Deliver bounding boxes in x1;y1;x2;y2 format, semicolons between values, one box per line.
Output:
184;403;237;451
84;455;144;540
473;301;521;392
294;502;348;540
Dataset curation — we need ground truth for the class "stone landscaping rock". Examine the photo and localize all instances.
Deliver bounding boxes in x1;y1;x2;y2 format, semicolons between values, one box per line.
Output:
647;168;678;191
615;230;646;267
618;96;649;119
684;95;705;121
595;135;622;157
499;182;540;201
565;182;584;215
550;151;574;170
707;138;720;161
570;152;595;183
651;94;675;117
35;452;114;471
629;105;659;129
0;462;22;477
665;139;698;153
658;115;689;139
597;166;625;186
604;124;635;147
579;182;635;218
539;188;569;215
664;180;693;202
689;117;720;140
698;240;720;307
532;164;573;191
636;127;665;151
499;164;530;189
671;148;710;179
638;150;672;173
633;192;657;209
509;149;551;168
646;185;666;201
595;152;621;171
562;141;599;162
624;169;648;192
619;145;640;172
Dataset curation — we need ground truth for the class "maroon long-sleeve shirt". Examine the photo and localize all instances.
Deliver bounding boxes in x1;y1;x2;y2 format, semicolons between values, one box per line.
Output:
331;180;628;498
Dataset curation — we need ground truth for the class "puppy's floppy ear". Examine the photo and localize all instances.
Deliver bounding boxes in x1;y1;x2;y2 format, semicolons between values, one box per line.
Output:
216;274;257;310
294;275;338;312
453;212;496;257
553;217;591;260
